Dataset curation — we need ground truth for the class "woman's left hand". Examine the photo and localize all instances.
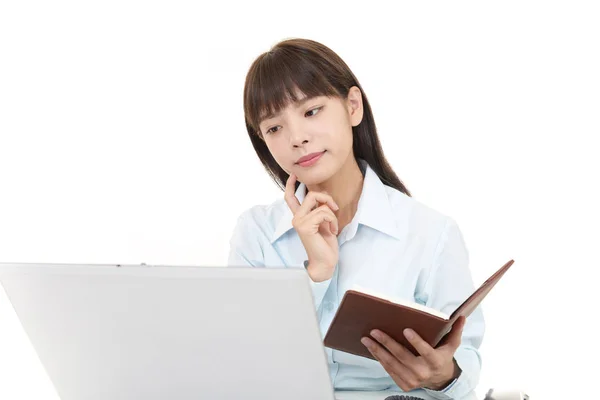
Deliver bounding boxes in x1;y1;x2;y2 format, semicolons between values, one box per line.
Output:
361;316;466;392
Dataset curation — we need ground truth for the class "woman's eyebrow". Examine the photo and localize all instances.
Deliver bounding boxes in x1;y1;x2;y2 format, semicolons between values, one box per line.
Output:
261;95;318;121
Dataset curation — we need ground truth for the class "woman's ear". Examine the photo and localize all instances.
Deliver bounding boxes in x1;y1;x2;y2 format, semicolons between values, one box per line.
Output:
255;129;265;142
346;86;364;127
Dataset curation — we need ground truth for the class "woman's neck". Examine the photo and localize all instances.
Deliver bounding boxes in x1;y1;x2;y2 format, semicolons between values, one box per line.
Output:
305;156;364;229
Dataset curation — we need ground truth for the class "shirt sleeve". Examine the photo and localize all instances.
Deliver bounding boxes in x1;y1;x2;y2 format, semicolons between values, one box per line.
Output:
420;218;485;400
302;260;332;310
227;210;265;267
227;210;332;310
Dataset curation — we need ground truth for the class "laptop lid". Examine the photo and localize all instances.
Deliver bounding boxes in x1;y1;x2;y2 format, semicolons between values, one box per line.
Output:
0;263;335;400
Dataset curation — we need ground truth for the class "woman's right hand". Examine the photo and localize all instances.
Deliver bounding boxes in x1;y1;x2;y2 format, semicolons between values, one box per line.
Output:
285;173;340;282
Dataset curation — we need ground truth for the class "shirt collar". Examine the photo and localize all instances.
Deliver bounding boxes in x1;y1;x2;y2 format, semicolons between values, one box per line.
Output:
270;159;402;243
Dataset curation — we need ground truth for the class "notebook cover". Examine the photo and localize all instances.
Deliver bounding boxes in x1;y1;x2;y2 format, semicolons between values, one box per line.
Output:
323;259;514;359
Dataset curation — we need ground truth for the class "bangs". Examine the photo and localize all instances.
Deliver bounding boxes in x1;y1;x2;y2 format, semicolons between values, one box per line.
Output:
244;48;341;135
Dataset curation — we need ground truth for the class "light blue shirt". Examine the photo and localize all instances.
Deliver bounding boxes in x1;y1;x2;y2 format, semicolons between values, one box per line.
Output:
228;159;484;400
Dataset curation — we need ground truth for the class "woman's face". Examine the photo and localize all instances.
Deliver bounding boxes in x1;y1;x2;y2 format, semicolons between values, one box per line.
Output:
258;86;364;186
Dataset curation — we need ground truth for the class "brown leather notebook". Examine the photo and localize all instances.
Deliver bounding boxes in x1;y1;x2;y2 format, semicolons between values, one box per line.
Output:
323;259;514;359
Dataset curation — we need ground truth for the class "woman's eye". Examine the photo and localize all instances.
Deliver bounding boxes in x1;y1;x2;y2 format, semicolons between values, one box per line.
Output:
264;107;322;134
266;126;280;134
305;107;322;117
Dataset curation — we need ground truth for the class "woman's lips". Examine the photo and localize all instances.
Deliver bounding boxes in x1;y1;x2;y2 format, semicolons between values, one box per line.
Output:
296;151;325;167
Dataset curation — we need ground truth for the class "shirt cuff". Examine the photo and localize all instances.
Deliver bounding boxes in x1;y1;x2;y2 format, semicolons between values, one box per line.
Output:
308;276;332;309
423;358;469;399
304;260;332;309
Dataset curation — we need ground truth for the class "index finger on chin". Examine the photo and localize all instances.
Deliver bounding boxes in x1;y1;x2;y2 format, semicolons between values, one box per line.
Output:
284;173;300;213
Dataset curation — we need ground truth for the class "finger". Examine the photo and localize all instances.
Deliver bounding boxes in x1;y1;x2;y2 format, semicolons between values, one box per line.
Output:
361;337;413;382
371;330;439;387
361;337;402;373
370;355;418;393
297;191;339;217
318;193;338;235
284;174;301;214
439;316;466;351
317;205;339;235
388;370;418;393
403;328;438;364
306;205;338;235
329;220;338;236
370;329;417;365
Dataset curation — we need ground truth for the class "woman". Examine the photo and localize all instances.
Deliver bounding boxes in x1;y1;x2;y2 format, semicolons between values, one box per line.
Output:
228;38;484;400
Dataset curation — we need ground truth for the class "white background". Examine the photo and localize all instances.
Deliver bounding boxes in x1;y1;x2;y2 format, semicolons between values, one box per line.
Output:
1;1;598;399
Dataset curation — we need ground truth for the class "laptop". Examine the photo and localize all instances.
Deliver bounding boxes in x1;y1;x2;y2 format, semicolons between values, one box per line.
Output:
0;262;336;400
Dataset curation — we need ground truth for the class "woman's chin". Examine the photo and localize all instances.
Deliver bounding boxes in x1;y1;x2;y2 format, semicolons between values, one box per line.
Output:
295;167;336;187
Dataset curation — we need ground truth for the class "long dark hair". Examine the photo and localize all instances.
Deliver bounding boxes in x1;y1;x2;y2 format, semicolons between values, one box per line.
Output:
243;38;411;197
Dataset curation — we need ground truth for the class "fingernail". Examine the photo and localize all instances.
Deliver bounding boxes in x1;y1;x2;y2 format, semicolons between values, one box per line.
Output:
370;330;381;340
404;329;414;340
361;337;371;347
